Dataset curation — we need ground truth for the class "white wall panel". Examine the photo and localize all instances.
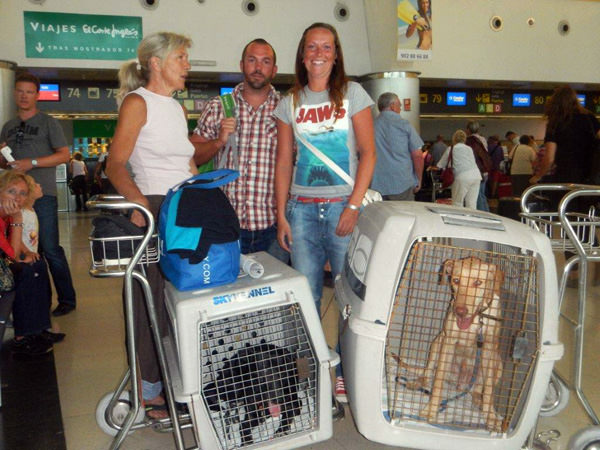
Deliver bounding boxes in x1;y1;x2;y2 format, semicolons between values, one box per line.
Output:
1;0;598;83
0;0;370;76
364;0;600;84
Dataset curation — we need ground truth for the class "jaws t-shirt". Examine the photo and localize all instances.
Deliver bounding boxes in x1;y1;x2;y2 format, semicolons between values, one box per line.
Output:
274;82;374;198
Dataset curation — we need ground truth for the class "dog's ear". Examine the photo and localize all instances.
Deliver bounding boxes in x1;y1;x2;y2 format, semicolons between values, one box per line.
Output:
440;259;454;285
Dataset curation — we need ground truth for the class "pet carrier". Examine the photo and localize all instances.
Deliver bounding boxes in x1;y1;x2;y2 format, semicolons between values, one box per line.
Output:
163;251;338;450
335;202;563;450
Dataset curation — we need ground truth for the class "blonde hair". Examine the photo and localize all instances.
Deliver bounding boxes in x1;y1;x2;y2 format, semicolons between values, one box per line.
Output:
0;170;30;193
117;31;192;106
22;174;39;207
0;171;39;210
452;129;467;144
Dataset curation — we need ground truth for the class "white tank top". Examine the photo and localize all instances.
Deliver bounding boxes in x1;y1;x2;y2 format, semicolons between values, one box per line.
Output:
126;87;194;196
71;159;86;177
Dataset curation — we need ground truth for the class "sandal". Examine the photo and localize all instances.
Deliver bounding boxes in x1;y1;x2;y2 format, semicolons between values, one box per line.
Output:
144;402;169;420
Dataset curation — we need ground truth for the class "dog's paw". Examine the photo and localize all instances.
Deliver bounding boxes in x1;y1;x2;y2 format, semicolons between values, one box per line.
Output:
274;426;291;438
419;404;439;423
485;413;503;432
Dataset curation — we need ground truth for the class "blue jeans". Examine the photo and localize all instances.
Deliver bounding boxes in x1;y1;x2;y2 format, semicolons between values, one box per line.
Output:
287;198;351;379
477;179;490;212
240;225;290;264
286;199;351;314
34;195;77;307
12;259;52;336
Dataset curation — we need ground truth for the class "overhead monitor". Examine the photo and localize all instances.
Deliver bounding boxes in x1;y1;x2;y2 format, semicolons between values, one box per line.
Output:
220;87;234;95
512;93;531;107
577;94;586;106
446;91;466;106
39;83;60;101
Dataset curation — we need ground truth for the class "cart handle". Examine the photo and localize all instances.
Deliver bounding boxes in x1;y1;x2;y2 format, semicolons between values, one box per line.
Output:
558;188;600;258
520;183;599;214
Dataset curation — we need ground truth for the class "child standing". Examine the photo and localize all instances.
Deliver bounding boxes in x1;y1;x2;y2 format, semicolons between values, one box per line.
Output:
10;173;65;356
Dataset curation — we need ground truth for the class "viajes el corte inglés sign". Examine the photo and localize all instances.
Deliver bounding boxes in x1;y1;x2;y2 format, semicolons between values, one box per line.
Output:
24;11;142;60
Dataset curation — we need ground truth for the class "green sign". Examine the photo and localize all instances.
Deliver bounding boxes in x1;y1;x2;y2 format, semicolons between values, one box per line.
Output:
73;120;117;138
24;11;142;60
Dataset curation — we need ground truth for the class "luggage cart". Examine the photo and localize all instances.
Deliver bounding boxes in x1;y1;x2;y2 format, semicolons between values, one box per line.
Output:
88;196;195;450
520;184;600;449
335;202;563;450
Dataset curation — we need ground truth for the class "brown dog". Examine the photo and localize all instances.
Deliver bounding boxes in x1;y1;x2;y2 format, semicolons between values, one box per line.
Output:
393;256;504;431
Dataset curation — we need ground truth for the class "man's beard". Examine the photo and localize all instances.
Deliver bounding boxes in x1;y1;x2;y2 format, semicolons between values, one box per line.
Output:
244;71;272;90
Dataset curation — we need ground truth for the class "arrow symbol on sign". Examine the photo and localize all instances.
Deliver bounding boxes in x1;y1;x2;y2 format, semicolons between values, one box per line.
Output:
35;42;44;53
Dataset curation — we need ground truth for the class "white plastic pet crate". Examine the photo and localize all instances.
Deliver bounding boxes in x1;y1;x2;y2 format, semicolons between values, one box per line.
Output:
335;202;563;450
163;251;337;450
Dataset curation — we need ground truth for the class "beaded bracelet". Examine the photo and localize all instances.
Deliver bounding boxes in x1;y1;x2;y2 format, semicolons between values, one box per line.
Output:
9;223;24;227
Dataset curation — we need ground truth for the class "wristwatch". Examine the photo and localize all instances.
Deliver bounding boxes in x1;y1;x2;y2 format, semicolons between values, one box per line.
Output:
31;159;38;167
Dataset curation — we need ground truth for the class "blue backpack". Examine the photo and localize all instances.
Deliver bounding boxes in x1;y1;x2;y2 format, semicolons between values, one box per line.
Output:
159;169;240;291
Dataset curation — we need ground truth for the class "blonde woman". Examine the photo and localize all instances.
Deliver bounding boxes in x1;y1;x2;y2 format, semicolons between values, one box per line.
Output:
106;31;197;419
436;129;481;209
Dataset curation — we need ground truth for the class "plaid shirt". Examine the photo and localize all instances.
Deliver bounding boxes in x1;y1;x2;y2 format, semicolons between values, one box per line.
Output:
194;83;279;231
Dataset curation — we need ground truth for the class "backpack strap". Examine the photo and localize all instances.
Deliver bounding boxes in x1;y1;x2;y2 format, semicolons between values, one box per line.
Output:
171;169;239;192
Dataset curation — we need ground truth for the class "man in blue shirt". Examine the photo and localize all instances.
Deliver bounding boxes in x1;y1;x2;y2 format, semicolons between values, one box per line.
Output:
371;92;424;200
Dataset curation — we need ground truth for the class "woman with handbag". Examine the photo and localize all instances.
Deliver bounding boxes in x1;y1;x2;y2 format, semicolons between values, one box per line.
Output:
508;135;537;197
435;129;481;209
274;22;376;402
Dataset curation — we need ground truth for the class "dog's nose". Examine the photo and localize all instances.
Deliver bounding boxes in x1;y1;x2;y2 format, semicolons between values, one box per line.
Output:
454;305;468;317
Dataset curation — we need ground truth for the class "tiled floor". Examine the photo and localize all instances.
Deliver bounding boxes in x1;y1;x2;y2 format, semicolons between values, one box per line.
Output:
2;209;600;449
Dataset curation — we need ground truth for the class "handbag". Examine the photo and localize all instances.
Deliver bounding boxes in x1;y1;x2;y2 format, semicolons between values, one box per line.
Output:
507;144;521;176
290;102;382;207
159;169;241;291
0;255;15;292
440;146;454;189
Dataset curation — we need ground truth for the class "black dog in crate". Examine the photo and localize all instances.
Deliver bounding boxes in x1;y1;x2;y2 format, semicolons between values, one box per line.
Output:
203;343;303;445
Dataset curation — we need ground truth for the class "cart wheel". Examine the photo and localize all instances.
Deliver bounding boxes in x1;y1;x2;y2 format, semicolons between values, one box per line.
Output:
538;373;569;417
568;426;600;450
95;391;145;436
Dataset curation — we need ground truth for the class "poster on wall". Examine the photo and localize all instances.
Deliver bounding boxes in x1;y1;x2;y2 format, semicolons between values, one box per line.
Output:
24;11;142;60
397;0;432;61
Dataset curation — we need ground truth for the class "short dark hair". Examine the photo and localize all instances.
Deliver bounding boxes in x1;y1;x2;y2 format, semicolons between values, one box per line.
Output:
505;130;516;138
519;135;531;145
15;72;41;92
241;38;277;65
